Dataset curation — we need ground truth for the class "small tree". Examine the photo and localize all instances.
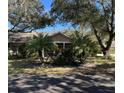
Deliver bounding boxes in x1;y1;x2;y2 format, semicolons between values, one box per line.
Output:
26;33;54;63
70;31;100;63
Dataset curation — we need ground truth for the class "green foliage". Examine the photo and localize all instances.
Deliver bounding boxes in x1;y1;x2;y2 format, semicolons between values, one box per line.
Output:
70;31;100;62
53;48;77;66
8;0;54;32
17;44;27;58
26;33;55;62
51;0;91;24
8;53;13;60
8;44;29;60
53;31;100;66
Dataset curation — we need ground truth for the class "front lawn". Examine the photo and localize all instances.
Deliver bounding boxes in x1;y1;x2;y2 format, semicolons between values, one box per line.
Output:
9;57;115;75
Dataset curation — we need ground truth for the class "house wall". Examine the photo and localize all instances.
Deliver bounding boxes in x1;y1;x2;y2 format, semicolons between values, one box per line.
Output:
50;34;71;43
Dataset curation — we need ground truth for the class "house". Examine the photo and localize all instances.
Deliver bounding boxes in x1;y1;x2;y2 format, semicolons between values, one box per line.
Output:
8;31;115;57
49;32;71;50
8;32;71;57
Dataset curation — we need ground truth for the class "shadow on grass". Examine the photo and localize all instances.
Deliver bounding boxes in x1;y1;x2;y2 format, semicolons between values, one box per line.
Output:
75;63;115;80
9;73;114;93
9;59;43;68
87;63;115;77
9;59;79;74
9;59;80;68
9;59;115;76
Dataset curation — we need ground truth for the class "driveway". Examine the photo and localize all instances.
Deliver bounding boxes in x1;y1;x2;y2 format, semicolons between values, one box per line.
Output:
9;72;114;93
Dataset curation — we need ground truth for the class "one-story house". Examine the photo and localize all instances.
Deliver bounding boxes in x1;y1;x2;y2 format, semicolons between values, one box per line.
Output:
8;32;71;57
8;31;115;57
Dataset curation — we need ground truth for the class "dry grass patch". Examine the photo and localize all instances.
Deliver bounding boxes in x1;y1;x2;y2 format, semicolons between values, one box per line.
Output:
9;57;115;75
9;66;75;75
23;67;75;75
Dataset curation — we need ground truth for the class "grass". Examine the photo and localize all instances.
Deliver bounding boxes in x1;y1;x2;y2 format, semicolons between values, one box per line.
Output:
86;56;115;64
8;60;75;75
9;57;115;75
9;67;75;75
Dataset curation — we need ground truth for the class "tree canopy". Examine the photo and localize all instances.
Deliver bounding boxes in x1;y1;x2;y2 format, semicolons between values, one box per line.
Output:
8;0;53;32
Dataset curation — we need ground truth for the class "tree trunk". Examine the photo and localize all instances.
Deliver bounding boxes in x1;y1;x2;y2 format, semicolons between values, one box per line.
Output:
102;49;109;63
38;50;43;63
91;23;114;63
103;33;114;62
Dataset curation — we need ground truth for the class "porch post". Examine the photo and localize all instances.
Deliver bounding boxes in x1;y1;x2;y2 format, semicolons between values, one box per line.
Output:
63;43;65;49
16;47;19;56
42;48;44;58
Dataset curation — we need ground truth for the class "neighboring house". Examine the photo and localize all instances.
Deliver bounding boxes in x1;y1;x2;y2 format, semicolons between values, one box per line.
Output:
8;32;71;56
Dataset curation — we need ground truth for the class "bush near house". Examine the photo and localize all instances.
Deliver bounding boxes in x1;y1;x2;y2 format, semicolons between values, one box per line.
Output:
26;33;56;63
52;31;101;66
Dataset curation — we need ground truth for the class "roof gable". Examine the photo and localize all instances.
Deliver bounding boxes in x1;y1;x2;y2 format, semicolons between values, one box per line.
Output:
49;32;71;43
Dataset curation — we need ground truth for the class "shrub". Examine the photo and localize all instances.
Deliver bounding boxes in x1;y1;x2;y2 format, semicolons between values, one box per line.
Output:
26;33;55;63
70;31;100;63
53;48;79;66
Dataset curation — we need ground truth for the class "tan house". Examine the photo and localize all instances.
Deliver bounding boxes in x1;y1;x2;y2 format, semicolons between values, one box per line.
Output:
8;32;71;56
8;31;115;57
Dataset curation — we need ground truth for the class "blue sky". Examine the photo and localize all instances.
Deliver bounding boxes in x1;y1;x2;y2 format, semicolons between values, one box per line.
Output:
41;0;52;12
8;0;73;33
38;0;73;33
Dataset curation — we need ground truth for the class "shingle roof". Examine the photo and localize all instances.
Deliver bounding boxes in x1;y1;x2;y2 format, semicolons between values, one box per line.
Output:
8;32;39;43
8;32;71;43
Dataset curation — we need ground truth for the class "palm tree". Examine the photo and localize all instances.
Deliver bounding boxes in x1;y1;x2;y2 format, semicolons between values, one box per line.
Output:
70;30;100;63
26;33;54;63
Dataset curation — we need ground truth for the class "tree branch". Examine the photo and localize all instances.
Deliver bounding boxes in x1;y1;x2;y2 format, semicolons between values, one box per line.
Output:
99;1;111;28
111;0;115;33
91;23;105;50
10;22;19;31
106;31;115;50
9;16;22;31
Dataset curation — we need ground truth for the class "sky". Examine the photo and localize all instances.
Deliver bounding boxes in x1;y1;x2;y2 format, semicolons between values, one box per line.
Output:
8;0;73;33
38;0;73;33
41;0;52;12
